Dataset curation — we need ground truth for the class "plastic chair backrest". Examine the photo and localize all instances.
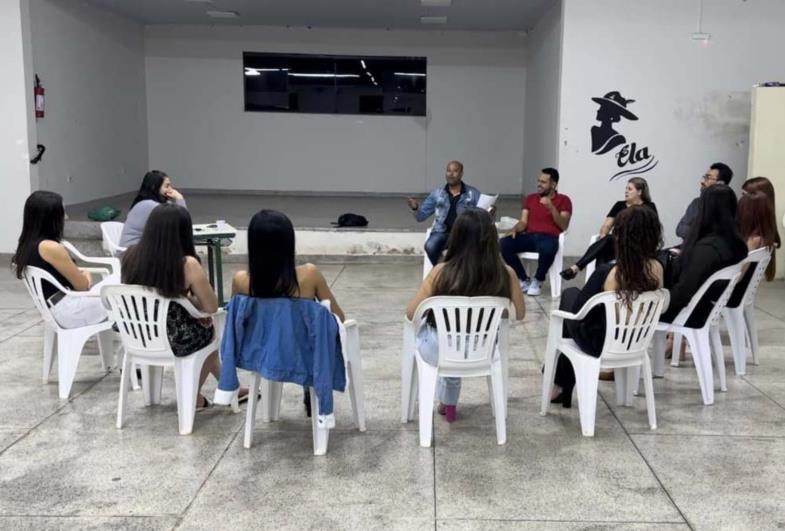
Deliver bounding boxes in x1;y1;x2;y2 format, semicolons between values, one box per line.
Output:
22;266;69;329
672;263;743;327
413;296;510;374
740;247;772;307
579;289;669;360
101;222;126;256
101;284;183;358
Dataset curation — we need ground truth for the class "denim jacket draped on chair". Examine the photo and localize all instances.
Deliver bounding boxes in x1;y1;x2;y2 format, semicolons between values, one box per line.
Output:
215;295;346;414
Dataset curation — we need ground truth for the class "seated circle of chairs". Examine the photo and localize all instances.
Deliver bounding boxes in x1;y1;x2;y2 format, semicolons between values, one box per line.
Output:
20;238;774;449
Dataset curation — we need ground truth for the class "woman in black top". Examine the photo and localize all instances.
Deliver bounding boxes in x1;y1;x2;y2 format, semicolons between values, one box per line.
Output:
561;177;657;280
659;185;747;326
550;206;664;407
12;191;110;329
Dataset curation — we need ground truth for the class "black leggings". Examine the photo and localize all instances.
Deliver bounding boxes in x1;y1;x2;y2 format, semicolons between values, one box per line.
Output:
574;236;614;271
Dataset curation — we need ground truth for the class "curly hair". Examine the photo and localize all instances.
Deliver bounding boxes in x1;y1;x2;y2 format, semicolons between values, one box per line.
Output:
612;206;662;305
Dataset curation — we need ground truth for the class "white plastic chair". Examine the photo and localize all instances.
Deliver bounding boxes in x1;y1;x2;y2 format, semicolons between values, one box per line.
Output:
401;312;511;425
583;234;602;283
652;263;743;405
101;284;232;435
516;231;566;299
402;296;511;446
540;290;668;436
22;267;116;399
718;247;771;375
242;308;366;456
101;222;127;257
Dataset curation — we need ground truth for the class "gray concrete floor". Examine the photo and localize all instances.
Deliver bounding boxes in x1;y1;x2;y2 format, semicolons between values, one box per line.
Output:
1;263;784;530
66;191;522;231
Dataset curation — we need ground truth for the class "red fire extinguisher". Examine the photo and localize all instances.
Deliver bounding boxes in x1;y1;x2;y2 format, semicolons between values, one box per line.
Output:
34;75;45;119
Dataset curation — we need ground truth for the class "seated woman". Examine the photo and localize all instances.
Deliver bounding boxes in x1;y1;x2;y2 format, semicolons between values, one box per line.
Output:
120;170;187;248
13;191;111;329
121;203;245;410
659;185;747;327
550;206;663;407
406;208;525;422
232;209;345;415
726;191;780;308
741;177;781;281
561;177;657;280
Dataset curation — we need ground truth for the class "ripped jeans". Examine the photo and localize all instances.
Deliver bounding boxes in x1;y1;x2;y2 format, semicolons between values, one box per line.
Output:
416;324;461;406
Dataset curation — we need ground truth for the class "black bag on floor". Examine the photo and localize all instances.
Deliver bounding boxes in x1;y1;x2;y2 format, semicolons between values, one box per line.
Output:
331;213;368;228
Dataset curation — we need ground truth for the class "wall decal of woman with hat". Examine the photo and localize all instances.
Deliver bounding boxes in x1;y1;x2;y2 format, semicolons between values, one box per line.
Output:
591;91;639;155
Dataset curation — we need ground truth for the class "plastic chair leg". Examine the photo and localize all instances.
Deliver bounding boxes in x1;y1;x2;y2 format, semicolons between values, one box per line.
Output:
42;325;56;384
173;356;201;435
487;375;496;418
270;381;283;421
130;361;141;391
671;333;683;367
743;305;760;366
724;308;747;376
116;352;132;429
56;331;89;399
97;330;115;372
310;388;329;456
490;361;507;445
613;368;627;406
244;373;261;448
641;355;657;430
652;331;666;377
345;325;366;432
401;323;416;423
686;329;714;405
573;357;601;437
415;358;438;448
709;325;727;392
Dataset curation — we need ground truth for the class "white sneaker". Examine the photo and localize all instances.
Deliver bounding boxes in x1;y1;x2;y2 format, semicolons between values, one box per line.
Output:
526;279;541;296
519;279;532;292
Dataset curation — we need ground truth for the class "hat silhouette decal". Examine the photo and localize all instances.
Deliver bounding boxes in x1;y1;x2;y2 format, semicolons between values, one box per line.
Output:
591;91;639;155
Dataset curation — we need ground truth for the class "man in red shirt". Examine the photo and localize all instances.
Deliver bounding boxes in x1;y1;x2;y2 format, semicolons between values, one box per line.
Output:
501;168;572;296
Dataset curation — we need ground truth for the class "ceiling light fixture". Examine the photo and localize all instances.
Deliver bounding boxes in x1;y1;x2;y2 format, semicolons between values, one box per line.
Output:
206;10;240;18
420;16;447;24
394;72;426;77
360;60;367;69
421;0;452;6
691;0;711;43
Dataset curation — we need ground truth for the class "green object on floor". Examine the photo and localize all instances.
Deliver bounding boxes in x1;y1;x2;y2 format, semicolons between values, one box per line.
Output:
87;206;121;221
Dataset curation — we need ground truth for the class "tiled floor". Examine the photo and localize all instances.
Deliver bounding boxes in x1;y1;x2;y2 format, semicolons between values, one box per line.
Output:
0;263;784;530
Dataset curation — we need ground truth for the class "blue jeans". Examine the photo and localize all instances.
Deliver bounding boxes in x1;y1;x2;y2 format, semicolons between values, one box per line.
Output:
500;232;559;282
416;325;461;405
424;231;449;266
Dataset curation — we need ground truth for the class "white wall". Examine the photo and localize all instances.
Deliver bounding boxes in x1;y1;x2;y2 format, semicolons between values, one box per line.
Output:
523;0;562;195
0;0;35;253
145;26;526;195
557;0;785;253
28;0;148;205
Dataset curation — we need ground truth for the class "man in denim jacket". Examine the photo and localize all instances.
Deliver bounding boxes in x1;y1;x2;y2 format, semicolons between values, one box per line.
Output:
406;161;481;265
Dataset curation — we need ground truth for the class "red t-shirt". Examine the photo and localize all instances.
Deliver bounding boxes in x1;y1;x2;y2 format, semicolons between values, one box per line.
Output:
523;192;573;237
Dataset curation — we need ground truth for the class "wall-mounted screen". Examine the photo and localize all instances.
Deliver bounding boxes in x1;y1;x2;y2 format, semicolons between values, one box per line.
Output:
243;52;426;116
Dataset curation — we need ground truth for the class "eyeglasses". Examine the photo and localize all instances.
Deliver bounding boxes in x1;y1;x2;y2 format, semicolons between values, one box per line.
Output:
702;174;718;182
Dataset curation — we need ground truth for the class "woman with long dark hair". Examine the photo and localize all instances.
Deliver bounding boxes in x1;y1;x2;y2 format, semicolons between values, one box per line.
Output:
659;185;747;326
742;177;780;280
561;177;657;280
231;210;344;320
122;204;243;409
406;208;525;422
119;170;187;248
13;191;110;328
725;191;780;309
549;206;663;407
